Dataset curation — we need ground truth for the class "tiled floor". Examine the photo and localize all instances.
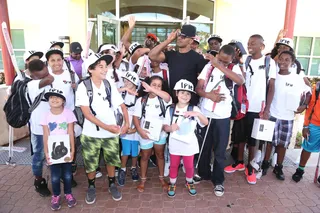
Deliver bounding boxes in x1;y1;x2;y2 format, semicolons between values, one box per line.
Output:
1;165;320;213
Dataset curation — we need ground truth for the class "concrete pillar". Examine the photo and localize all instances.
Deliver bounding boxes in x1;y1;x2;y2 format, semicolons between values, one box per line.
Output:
0;0;15;85
283;0;297;39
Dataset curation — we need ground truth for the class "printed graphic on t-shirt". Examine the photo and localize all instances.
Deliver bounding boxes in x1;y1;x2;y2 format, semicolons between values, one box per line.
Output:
48;122;68;132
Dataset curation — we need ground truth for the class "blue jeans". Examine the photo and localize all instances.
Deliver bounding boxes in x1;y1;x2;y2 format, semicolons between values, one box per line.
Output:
31;133;45;177
50;163;72;196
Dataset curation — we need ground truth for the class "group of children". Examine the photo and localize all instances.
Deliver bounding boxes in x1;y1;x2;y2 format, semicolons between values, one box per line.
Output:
12;19;320;211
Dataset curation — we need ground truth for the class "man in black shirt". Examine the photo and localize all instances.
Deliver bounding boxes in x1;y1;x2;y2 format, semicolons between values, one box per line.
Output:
148;24;207;102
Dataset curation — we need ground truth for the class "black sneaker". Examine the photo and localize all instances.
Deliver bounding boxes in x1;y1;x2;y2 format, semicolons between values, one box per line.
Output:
262;160;270;176
273;165;285;180
34;178;51;197
214;185;224;197
193;174;202;184
292;168;304;182
131;168;139;182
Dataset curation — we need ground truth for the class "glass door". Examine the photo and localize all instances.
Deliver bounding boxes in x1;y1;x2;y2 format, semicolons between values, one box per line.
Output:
97;15;120;47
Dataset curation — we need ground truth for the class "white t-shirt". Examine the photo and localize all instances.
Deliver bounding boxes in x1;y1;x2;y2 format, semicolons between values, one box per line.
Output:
75;79;124;138
198;64;242;119
120;92;138;141
133;96;171;145
49;69;79;111
27;80;51;135
164;105;205;156
245;56;277;113
270;72;305;120
129;57;136;71
152;70;170;86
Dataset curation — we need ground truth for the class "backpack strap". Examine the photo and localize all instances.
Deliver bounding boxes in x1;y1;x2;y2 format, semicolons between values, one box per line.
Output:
244;55;252;71
158;96;166;118
83;79;100;131
169;104;176;125
102;79;112;108
141;95;149;118
295;59;302;75
162;69;168;82
264;55;271;81
224;63;235;90
28;90;45;113
65;59;76;92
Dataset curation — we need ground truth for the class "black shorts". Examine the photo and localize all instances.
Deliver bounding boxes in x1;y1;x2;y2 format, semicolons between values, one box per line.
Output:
231;112;260;147
231;118;247;144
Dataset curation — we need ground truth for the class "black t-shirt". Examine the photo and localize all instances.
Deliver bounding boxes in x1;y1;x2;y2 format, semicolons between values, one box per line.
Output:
164;50;207;92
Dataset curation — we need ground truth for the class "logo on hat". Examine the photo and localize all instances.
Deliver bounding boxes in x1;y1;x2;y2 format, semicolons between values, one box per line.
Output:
277;38;294;49
123;71;139;86
174;79;195;93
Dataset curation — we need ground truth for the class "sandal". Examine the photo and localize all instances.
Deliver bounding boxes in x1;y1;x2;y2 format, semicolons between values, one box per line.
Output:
159;176;168;190
137;178;146;193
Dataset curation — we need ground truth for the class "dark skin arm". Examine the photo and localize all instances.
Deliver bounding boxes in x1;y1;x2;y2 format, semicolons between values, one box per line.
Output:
131;48;150;65
148;30;179;63
39;73;54;89
262;79;275;119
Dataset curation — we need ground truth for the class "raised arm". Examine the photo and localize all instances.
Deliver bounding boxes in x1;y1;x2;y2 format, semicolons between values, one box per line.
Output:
148;30;179;63
121;16;136;50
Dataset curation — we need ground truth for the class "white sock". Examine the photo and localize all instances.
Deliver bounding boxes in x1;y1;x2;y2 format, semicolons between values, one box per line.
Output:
186;177;193;183
121;167;126;172
169;178;177;185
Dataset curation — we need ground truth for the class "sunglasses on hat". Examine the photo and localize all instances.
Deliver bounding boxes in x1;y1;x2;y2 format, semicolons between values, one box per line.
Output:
146;36;156;42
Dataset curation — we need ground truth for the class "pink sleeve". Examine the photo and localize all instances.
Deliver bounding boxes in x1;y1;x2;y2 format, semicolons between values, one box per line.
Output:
40;113;48;126
65;109;77;124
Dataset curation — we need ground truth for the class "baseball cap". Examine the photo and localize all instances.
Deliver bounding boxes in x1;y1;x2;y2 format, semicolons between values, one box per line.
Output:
44;88;66;101
146;33;157;41
70;42;83;54
49;41;64;49
99;44;120;54
45;48;64;60
193;36;201;44
174;79;196;93
84;53;113;71
276;38;294;49
208;35;223;44
180;25;196;38
122;71;140;86
23;50;44;62
129;42;143;55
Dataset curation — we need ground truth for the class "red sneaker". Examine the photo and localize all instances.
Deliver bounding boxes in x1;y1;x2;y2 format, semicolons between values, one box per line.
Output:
224;163;245;173
245;168;257;185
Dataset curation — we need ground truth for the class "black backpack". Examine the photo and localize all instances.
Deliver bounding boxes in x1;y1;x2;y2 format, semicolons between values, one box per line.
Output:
3;78;45;128
74;78;112;130
141;94;166;118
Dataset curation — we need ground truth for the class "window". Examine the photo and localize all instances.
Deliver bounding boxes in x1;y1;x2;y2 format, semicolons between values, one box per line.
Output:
0;29;25;71
132;26;177;45
294;36;320;76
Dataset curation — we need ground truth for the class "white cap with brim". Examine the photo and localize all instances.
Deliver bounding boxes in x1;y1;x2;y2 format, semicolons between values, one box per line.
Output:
129;42;143;55
207;34;223;44
49;41;64;49
174;79;196;93
84;53;114;71
45;48;64;60
122;71;140;86
44;88;66;101
99;44;120;54
23;50;44;62
276;38;294;50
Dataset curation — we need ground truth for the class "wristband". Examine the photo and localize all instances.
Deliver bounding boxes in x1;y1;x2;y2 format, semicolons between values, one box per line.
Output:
239;63;244;67
303;126;309;129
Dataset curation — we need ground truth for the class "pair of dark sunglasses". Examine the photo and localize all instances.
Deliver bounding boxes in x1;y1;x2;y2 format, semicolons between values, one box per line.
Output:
146;36;156;42
177;33;192;39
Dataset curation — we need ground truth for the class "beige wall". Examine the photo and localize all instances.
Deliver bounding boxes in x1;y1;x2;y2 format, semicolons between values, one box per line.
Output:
8;0;87;52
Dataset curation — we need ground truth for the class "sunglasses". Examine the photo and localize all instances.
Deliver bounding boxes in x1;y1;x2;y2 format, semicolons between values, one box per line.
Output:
177;33;192;39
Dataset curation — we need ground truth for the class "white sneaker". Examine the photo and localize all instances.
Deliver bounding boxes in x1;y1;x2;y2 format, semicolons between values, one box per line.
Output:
254;150;262;164
214;185;224;197
95;171;102;178
164;163;170;177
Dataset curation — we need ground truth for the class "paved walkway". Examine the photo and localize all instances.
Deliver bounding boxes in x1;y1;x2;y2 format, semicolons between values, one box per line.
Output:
1;165;320;213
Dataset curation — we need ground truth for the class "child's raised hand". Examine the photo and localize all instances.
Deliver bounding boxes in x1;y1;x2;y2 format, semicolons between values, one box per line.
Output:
183;111;199;119
170;123;179;132
141;81;153;93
